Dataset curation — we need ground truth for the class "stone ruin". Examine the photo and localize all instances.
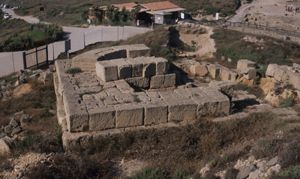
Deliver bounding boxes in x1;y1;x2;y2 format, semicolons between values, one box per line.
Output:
53;44;231;150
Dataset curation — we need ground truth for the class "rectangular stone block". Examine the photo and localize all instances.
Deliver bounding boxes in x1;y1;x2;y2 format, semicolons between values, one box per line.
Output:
143;63;156;78
89;107;116;131
156;59;169;75
150;74;176;89
150;75;165;89
166;100;197;122
96;61;118;82
237;59;256;74
207;64;221;79
132;63;143;77
115;104;144;128
118;61;132;79
128;49;151;58
115;80;134;93
288;71;300;90
125;77;150;89
144;102;168;125
163;73;176;88
202;88;230;116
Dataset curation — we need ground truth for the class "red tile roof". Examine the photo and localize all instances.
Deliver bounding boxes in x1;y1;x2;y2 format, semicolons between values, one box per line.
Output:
141;1;180;11
112;2;138;10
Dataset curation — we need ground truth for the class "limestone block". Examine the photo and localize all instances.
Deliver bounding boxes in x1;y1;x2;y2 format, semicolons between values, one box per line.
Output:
105;87;122;97
163;73;176;88
144;102;168;125
115;80;134;93
156;59;169;75
118;61;132;79
293;63;300;71
244;68;257;80
167;100;197;122
273;66;289;82
97;49;127;61
132;63;143;77
288;71;300;90
63;93;89;132
150;74;176;89
237;59;256;74
150;75;164;89
66;108;89;132
96;61;118;82
220;67;231;81
128;49;151;58
0;137;13;156
133;92;151;103
89;107;116;131
115;104;144;128
103;96;118;106
190;63;208;77
207;64;221;79
114;93;136;104
125;77;150;89
203;88;230;116
143;63;156;78
265;64;278;77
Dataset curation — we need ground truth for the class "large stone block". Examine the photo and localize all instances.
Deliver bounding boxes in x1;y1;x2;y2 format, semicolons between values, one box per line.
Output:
244;68;257;80
237;59;256;74
163;73;176;88
115;104;144;128
89;107;116;131
288;71;300;90
156;59;169;75
126;77;150;89
144;102;168;125
265;64;278;77
202;88;230;116
190;63;208;77
207;64;221;79
150;74;176;89
128;49;151;58
96;61;118;82
63;92;89;132
150;75;165;89
115;80;134;93
118;61;132;79
166;100;197;122
143;63;156;78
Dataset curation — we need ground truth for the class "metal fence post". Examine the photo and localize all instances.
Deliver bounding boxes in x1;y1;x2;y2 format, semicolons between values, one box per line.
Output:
22;52;27;69
83;32;86;48
35;48;39;68
12;52;15;73
46;45;49;65
52;43;55;60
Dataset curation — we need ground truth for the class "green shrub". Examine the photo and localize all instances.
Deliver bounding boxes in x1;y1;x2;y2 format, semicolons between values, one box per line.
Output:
65;67;82;74
277;165;300;178
279;96;294;108
173;170;193;179
129;168;170;179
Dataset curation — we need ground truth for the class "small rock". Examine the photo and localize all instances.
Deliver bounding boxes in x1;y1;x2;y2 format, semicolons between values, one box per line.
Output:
9;119;19;128
0;137;13;156
4;125;13;135
11;126;22;136
0;132;6;138
267;156;279;167
237;165;256;179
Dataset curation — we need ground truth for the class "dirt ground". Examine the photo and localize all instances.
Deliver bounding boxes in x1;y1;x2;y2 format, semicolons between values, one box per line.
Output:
179;25;216;59
230;0;300;31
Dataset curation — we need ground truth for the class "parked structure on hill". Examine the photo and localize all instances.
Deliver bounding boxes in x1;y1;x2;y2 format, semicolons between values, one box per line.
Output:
110;1;187;26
